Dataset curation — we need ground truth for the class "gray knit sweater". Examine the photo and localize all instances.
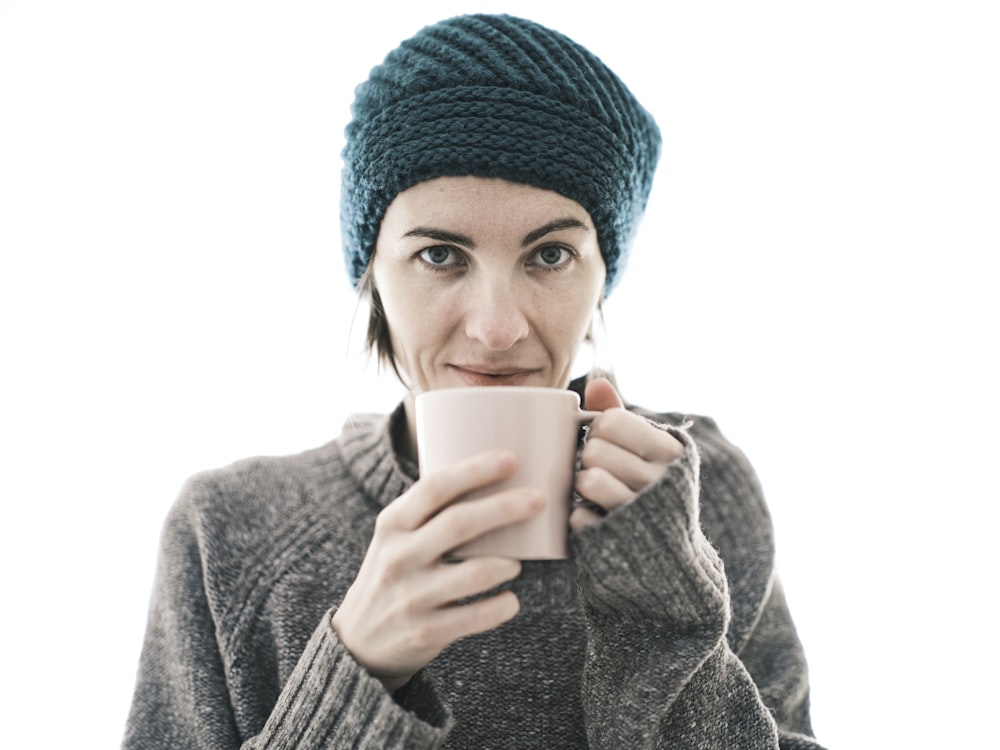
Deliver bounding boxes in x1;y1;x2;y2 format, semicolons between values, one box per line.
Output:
122;402;824;749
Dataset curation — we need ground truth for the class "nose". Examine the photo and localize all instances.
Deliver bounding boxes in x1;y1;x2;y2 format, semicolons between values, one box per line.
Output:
463;279;530;350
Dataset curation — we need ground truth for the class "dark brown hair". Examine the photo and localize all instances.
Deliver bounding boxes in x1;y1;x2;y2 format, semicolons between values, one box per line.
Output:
357;264;405;383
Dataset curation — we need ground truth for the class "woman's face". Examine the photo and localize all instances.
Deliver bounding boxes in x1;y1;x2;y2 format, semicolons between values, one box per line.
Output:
372;176;606;395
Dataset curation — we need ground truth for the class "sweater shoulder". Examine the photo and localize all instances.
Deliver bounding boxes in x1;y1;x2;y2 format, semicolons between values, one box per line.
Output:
160;426;382;635
174;409;393;526
630;405;769;527
174;437;347;531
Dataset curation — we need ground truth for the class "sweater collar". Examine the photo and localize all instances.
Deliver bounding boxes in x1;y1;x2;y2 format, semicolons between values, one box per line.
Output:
338;401;419;509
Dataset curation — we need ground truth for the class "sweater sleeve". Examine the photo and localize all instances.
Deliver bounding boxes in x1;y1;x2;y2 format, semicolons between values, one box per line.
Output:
121;481;453;750
570;424;825;749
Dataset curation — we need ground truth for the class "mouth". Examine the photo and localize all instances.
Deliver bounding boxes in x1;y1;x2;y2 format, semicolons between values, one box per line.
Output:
448;365;540;387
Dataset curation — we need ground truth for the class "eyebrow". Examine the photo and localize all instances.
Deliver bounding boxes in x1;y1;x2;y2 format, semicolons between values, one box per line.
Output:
403;227;475;248
521;218;590;247
403;218;590;249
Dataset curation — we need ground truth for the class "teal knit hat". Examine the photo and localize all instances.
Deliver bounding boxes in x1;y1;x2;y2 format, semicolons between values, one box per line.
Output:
341;14;661;294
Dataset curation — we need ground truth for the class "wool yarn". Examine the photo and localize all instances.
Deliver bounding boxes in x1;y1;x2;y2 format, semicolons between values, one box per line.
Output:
340;14;661;294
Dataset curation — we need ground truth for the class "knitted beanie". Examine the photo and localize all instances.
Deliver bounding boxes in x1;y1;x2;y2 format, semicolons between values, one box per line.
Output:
340;14;661;294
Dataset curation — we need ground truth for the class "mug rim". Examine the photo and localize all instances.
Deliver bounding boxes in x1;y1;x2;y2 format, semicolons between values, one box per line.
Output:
415;386;580;403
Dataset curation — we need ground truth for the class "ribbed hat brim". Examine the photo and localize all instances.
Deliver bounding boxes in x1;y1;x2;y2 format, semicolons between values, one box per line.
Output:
343;86;645;285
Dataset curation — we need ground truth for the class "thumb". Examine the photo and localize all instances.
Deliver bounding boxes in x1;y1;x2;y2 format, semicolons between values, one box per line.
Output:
584;376;625;412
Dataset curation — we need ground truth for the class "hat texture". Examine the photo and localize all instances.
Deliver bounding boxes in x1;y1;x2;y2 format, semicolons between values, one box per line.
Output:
341;14;661;293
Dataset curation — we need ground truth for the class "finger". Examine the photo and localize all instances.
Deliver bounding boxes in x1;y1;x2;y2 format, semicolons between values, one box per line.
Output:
581;437;665;493
442;588;522;637
418;556;522;609
574;466;635;511
416;486;545;561
587;409;684;464
384;451;518;531
584;376;625;412
569;504;606;533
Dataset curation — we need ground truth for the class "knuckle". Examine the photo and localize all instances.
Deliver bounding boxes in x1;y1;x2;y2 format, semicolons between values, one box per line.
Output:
418;469;449;498
445;504;478;538
373;508;395;536
575;468;598;496
581;438;604;465
649;422;682;450
653;439;683;464
666;436;685;460
576;466;611;497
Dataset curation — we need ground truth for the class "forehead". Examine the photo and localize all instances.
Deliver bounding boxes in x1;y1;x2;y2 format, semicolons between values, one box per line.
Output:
382;176;593;231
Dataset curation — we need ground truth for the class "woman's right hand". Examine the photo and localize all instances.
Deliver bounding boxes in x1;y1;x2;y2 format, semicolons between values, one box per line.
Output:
331;450;544;693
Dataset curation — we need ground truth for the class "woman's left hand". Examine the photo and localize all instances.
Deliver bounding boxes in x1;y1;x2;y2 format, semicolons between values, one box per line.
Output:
570;377;685;532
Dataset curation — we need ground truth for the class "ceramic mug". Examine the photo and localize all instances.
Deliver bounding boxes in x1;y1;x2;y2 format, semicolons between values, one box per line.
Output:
416;386;598;559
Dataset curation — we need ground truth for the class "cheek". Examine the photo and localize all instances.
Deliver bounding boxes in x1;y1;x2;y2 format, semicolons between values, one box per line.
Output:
540;295;599;353
376;277;450;365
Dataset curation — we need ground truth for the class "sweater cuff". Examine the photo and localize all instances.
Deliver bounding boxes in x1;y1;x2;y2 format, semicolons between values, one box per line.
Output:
257;609;453;749
570;424;729;628
391;667;451;729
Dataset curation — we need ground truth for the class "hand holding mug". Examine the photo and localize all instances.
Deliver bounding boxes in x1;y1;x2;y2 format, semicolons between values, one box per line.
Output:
331;451;543;692
570;378;684;532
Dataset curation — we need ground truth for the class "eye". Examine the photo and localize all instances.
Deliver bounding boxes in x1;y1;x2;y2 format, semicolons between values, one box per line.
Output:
417;245;464;270
530;244;574;269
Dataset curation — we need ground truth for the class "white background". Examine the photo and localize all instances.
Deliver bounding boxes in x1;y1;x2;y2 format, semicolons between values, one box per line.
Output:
2;1;997;747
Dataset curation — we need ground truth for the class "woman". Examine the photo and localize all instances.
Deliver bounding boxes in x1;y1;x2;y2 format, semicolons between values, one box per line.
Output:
123;14;824;749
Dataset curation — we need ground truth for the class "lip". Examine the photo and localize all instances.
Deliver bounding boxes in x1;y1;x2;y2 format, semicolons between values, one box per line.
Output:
448;364;540;387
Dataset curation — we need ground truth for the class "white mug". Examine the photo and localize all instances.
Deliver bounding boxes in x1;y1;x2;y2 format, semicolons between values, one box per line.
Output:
416;386;598;559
